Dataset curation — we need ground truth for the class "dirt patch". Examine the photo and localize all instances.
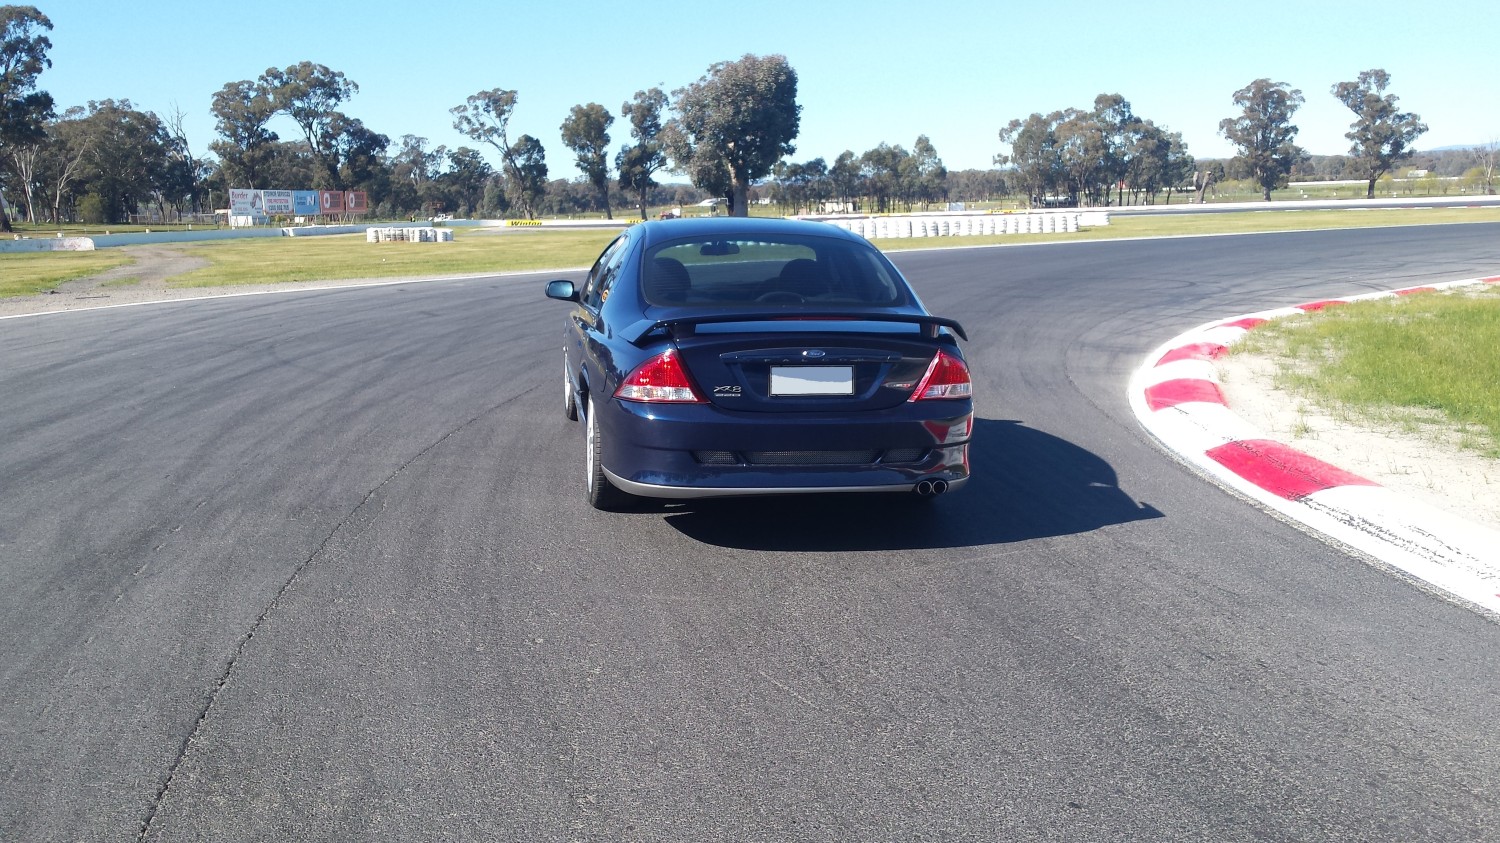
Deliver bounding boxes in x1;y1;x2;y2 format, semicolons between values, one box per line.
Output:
1217;353;1500;532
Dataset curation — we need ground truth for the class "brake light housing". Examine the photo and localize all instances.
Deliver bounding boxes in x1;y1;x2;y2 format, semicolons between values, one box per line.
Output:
910;350;972;401
615;350;706;403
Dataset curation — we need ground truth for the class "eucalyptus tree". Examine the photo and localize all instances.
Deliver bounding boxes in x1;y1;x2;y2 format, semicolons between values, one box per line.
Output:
997;112;1065;207
1219;78;1306;200
260;62;359;189
859;143;907;213
1474;140;1498;195
910;135;946;210
504;134;547;219
0;4;53;230
616;87;667;219
560;102;613;217
436;146;492;217
1332;69;1427;199
664;54;800;216
1082;94;1135;205
209;79;278;188
63;100;174;223
771;157;830;214
828;150;863;211
452;88;554;217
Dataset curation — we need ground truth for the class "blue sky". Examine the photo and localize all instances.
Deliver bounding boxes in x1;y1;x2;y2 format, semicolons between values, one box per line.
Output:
35;0;1500;180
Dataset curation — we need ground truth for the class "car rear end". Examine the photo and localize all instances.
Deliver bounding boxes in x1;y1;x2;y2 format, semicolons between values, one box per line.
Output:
599;223;973;500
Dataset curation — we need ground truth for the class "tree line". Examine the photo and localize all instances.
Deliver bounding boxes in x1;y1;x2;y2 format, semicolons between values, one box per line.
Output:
1;4;1495;231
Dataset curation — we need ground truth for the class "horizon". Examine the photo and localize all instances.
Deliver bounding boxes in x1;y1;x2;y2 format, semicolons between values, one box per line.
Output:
29;0;1500;180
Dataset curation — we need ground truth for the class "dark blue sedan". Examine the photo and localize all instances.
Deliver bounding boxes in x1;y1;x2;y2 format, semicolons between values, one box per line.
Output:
545;217;973;510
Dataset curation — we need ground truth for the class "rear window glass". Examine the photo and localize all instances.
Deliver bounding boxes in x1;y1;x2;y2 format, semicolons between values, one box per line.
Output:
642;234;905;307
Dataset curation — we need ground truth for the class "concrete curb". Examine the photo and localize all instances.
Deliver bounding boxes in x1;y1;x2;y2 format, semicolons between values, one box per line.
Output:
1128;274;1500;615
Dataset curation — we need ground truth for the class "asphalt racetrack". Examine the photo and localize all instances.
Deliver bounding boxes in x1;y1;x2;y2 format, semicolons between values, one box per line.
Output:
3;224;1499;841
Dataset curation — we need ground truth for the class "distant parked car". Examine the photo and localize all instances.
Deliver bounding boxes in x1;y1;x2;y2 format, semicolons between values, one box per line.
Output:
545;217;974;510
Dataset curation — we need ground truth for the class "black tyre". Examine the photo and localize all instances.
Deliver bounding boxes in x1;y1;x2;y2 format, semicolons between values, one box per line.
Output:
584;395;632;511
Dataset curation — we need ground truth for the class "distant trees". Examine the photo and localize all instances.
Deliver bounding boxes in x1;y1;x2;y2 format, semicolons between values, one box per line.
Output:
1332;69;1427;199
9;29;1483;227
995;95;1193;207
1219;79;1306;201
260;62;365;190
559;103;613;218
0;4;54;231
503;134;547;220
1473;140;1499;196
451;88;549;219
615;87;667;220
663;54;800;216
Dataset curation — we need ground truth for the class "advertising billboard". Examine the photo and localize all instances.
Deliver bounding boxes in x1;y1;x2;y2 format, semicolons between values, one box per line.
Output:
345;191;369;213
229;188;263;215
262;190;294;215
293;191;320;216
319;190;345;213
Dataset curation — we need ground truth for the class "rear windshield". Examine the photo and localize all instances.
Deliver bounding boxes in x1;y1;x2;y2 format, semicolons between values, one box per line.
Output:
642;234;906;307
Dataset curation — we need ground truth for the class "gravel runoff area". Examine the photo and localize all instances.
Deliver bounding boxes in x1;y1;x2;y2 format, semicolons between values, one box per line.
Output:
4;245;1493;535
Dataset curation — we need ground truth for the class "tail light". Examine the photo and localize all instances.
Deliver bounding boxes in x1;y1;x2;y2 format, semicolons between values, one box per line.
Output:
910;350;972;401
615;350;706;403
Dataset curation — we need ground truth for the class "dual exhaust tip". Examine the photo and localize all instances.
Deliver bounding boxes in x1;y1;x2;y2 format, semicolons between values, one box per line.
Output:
914;479;950;497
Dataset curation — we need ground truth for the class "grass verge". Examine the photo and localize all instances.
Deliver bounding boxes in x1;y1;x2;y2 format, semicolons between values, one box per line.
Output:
162;229;619;288
4;207;1499;297
0;251;134;298
1232;285;1500;458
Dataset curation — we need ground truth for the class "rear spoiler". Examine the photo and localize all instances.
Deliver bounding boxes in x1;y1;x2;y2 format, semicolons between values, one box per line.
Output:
624;311;968;344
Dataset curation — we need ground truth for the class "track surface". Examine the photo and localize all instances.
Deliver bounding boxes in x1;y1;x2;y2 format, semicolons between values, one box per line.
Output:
3;225;1498;841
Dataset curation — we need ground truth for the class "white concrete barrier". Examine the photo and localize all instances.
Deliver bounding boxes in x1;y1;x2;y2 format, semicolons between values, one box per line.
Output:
367;227;454;242
809;210;1102;241
0;236;96;253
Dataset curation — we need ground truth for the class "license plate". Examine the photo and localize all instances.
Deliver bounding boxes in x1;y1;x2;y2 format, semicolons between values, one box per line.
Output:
770;366;853;396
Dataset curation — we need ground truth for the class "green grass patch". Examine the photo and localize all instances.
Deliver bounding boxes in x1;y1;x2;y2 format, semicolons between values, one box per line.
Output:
162;228;619;288
0;251;134;297
1233;286;1500;458
5;207;1500;296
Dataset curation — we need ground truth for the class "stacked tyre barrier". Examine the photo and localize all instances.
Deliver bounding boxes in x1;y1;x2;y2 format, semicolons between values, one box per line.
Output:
366;227;454;243
822;212;1090;240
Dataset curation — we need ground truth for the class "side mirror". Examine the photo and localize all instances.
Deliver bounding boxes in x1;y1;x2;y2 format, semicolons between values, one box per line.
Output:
545;279;579;302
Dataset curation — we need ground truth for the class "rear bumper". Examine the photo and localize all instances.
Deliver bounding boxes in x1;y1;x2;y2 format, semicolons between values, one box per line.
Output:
603;469;969;499
596;397;972;497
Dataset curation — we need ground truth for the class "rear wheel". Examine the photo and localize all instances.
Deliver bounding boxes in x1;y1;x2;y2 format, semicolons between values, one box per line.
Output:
584;395;632;511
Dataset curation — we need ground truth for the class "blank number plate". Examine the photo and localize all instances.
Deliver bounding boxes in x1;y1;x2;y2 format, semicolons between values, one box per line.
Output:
770;366;853;396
